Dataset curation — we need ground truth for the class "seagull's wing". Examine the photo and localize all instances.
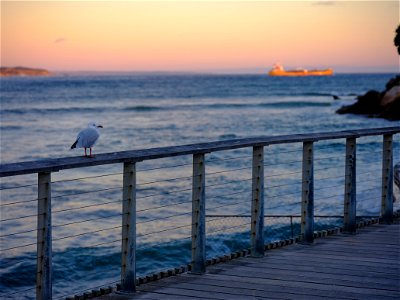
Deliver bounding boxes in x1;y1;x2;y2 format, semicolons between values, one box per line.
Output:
70;137;80;149
76;127;100;148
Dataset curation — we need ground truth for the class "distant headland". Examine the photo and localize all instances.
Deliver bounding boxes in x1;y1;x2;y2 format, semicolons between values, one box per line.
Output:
0;66;53;77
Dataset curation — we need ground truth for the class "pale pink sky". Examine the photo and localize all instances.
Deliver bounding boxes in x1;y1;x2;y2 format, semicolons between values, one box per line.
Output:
1;0;399;73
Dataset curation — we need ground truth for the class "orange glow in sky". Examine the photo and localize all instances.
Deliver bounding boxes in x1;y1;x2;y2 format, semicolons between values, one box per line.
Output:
1;0;399;73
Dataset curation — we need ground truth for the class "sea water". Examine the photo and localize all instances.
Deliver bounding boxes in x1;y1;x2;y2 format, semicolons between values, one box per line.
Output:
1;73;399;299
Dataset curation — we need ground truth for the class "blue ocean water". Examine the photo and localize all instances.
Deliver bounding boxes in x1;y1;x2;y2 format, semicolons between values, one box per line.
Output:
0;73;399;299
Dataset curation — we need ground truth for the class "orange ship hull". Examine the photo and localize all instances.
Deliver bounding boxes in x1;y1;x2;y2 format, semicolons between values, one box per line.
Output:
268;68;333;77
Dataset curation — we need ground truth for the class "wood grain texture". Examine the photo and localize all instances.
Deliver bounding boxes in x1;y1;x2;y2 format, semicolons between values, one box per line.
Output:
100;224;399;300
1;127;399;177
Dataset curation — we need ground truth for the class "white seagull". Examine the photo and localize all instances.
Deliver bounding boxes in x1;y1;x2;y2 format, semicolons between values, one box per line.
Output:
70;122;103;157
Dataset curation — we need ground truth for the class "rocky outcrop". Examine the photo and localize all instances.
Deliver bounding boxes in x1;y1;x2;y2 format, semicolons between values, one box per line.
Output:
0;66;52;77
336;75;400;121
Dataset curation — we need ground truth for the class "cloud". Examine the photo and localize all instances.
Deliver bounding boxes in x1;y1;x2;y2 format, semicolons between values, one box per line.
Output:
54;38;66;44
313;1;336;6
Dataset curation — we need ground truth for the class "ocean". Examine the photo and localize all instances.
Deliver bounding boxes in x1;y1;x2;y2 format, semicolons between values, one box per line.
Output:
1;73;399;299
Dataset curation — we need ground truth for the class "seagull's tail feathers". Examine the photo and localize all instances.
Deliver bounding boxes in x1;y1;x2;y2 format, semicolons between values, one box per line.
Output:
70;138;79;149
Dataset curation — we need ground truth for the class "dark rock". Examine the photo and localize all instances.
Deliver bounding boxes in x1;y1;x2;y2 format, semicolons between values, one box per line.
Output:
336;76;400;121
385;75;400;90
379;97;400;121
336;90;382;116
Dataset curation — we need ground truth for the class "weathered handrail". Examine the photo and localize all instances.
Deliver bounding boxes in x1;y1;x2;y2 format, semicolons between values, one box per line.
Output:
1;127;399;177
0;126;398;300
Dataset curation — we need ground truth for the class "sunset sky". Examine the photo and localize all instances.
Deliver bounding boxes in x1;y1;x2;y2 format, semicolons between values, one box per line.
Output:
1;0;399;73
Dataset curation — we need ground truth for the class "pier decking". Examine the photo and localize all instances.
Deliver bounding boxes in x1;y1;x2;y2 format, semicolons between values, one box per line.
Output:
103;223;400;300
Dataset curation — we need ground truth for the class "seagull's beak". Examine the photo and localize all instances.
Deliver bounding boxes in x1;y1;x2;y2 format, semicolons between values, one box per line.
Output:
97;125;103;128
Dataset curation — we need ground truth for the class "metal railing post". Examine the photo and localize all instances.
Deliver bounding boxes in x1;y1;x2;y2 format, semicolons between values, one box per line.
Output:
251;146;264;257
381;134;393;224
191;153;206;274
37;172;52;300
301;141;314;244
344;137;357;233
121;162;137;292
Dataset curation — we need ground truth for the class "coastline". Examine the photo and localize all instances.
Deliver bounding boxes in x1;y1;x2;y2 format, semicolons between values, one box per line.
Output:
0;66;52;77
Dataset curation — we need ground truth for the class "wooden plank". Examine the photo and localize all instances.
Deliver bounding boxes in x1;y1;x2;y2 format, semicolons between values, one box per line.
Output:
207;263;399;289
141;274;397;300
102;223;399;300
1;127;399;177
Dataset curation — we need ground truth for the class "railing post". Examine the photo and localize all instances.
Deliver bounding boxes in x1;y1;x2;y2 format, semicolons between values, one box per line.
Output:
251;146;264;257
191;153;206;274
381;134;393;224
121;162;137;292
301;141;314;244
37;172;52;300
343;137;357;233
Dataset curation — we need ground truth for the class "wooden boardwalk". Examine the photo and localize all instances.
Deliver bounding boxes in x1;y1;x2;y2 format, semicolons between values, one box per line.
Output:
101;223;400;300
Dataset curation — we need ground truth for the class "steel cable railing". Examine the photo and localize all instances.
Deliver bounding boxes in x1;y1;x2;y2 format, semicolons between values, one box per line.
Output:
0;128;398;300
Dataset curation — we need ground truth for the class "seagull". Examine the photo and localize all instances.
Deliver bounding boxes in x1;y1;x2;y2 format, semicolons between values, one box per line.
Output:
70;122;103;157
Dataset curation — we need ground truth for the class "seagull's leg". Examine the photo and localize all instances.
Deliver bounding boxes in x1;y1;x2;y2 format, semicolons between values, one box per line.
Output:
84;148;87;157
90;148;93;157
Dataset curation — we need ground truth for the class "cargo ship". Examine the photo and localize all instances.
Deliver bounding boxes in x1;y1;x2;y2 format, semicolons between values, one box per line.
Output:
268;63;333;76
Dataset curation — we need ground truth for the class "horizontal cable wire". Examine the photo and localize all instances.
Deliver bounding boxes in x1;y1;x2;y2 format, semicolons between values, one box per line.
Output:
206;177;253;189
53;225;121;242
137;174;194;187
0;182;37;191
207;198;249;212
53;199;122;214
137;211;192;225
53;239;121;255
138;162;192;173
313;164;345;172
207;188;250;201
357;186;381;193
52;171;122;184
2;240;37;252
0;197;38;207
266;189;301;199
138;223;191;238
206;154;252;162
52;186;121;200
137;199;192;213
314;183;344;191
314;193;345;201
137;186;192;200
315;174;346;181
0;227;37;238
53;213;123;228
1;286;36;298
1;212;42;223
206;166;252;177
264;159;303;167
264;170;302;178
207;220;250;235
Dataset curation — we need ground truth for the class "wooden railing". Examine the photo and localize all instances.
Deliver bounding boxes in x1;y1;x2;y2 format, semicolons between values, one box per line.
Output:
0;127;399;299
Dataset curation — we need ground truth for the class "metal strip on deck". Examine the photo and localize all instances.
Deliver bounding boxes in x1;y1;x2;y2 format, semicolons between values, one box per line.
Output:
1;126;399;177
101;223;400;300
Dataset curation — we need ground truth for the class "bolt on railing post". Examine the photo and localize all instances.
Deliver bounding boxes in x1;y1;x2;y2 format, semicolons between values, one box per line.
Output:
301;141;314;244
381;134;393;224
121;162;137;292
251;146;264;257
37;171;52;300
191;153;206;274
343;137;357;233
